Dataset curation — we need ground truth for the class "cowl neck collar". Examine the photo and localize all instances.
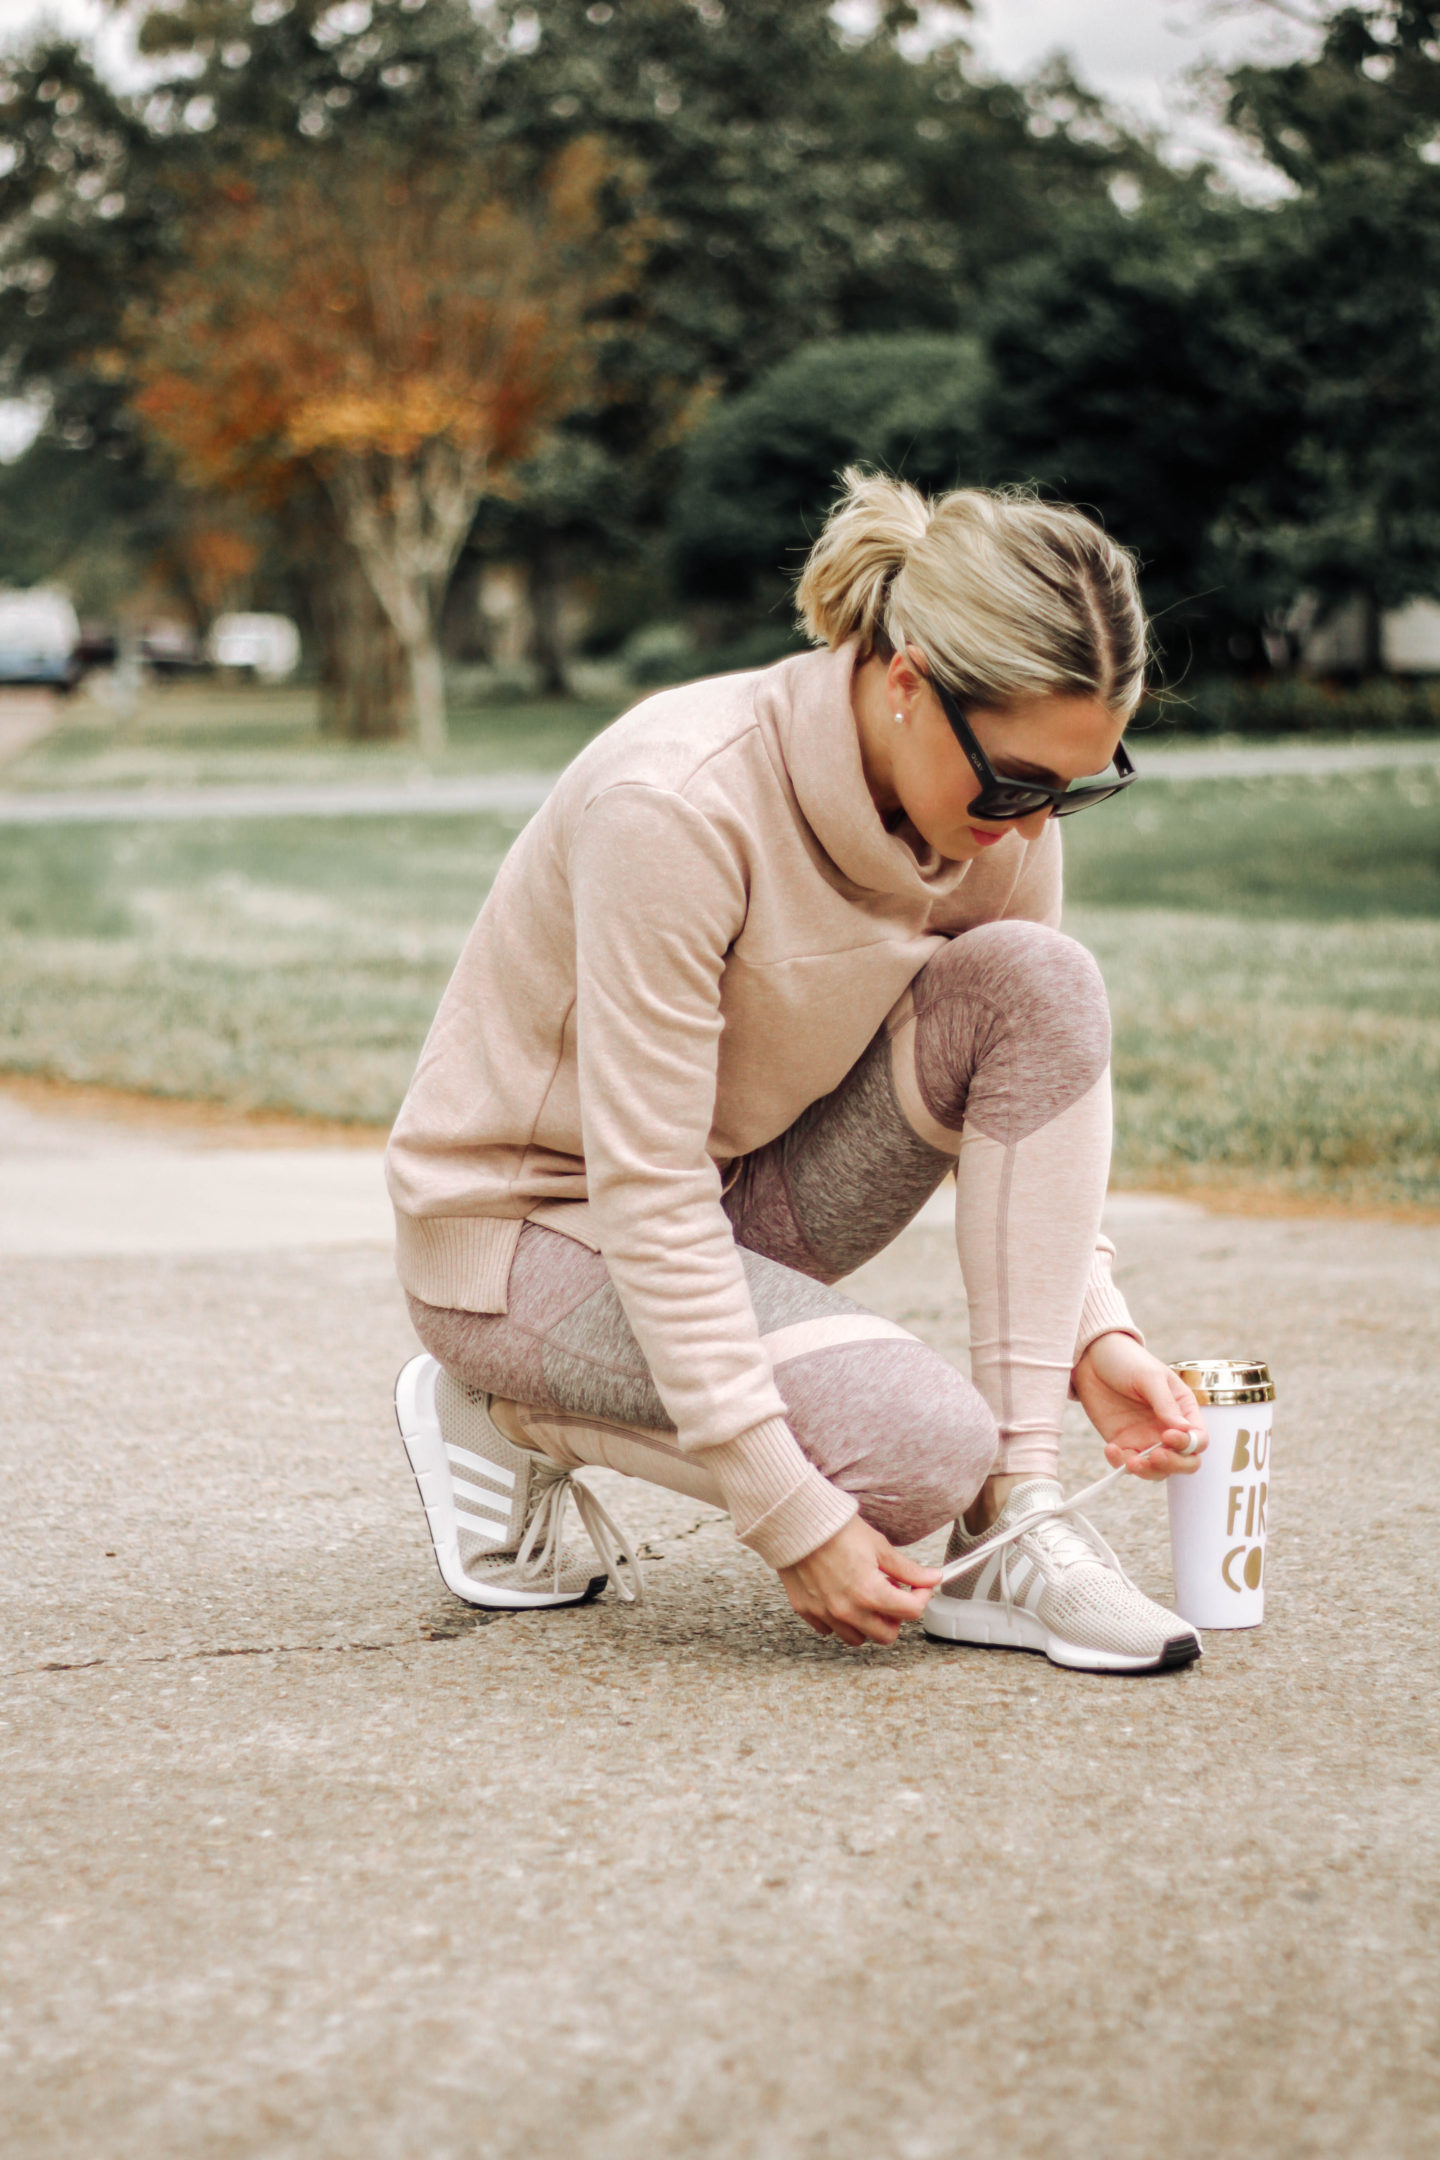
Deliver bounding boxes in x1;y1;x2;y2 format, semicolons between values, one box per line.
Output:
758;640;1003;905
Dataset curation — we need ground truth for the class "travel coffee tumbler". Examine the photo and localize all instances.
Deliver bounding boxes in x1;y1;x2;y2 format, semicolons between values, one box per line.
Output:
1166;1358;1275;1631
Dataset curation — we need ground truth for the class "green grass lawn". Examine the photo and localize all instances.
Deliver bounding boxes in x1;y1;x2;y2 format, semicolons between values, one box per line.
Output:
4;680;622;792
0;812;511;1123
1075;907;1440;1204
1063;765;1440;1204
2;727;1439;1206
1063;762;1440;919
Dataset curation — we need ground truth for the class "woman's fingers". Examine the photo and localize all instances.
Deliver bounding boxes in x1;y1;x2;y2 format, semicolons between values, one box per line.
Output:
1136;1441;1203;1479
779;1518;940;1647
811;1580;925;1647
1105;1434;1204;1480
1155;1371;1207;1449
1137;1365;1193;1432
1170;1372;1204;1420
864;1575;933;1622
873;1540;942;1589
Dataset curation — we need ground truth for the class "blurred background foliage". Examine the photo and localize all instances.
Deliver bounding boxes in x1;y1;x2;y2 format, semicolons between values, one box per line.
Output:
5;2;1440;1203
9;2;1440;737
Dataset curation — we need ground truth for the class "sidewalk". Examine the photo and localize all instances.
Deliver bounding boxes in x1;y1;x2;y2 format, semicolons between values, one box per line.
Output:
2;1086;1437;2158
3;734;1439;824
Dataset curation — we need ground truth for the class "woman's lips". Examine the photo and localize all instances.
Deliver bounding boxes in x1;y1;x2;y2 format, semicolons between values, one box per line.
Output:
968;827;1005;848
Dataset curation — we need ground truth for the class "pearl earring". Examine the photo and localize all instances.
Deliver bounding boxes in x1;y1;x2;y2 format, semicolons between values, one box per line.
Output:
892;710;905;725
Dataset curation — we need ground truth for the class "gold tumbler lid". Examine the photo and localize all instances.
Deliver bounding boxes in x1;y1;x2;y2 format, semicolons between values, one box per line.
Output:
1169;1356;1275;1407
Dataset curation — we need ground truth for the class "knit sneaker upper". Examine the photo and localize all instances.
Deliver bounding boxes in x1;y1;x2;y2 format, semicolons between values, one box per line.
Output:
942;1477;1192;1660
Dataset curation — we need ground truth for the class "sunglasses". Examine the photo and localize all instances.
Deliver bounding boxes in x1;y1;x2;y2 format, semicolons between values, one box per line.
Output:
930;678;1137;821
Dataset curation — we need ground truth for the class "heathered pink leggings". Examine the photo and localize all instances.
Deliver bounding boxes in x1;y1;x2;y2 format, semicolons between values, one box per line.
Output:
410;920;1114;1550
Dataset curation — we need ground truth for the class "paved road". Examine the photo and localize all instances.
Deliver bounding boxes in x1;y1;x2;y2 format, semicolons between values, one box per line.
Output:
3;1089;1438;2157
1131;733;1440;779
2;735;1439;824
0;1088;392;1256
0;771;556;825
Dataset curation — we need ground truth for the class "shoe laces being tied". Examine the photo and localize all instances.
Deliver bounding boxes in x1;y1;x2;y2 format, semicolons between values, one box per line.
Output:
518;1454;646;1604
937;1456;1149;1596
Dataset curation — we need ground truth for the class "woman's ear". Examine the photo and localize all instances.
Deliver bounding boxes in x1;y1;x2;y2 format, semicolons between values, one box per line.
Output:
888;648;927;706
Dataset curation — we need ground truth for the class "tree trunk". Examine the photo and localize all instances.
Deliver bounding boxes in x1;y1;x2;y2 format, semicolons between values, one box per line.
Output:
1357;588;1382;679
440;551;491;662
527;536;571;696
308;547;406;739
402;619;449;762
320;447;492;759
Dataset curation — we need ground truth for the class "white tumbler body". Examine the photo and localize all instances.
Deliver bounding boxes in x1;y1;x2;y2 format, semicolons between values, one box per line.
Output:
1167;1374;1273;1632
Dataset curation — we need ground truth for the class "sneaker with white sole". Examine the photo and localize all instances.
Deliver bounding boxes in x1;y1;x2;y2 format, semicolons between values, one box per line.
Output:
395;1353;643;1610
922;1476;1200;1674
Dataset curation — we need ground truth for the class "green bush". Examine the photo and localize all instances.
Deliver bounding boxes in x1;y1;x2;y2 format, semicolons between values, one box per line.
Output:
1145;673;1440;737
671;334;990;609
622;619;808;689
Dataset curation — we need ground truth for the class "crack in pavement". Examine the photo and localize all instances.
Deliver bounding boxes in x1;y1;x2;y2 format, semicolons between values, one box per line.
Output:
4;1513;732;1678
6;1636;423;1681
636;1508;726;1561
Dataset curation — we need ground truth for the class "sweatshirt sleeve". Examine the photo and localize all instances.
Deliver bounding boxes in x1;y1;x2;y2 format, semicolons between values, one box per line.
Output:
1004;822;1143;1359
1074;1235;1143;1364
568;782;857;1568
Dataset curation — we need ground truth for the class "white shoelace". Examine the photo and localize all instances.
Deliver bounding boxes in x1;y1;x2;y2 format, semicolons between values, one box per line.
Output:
937;1444;1166;1594
515;1456;646;1604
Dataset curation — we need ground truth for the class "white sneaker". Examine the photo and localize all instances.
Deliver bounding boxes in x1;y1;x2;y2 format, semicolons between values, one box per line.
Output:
923;1476;1201;1674
395;1354;643;1610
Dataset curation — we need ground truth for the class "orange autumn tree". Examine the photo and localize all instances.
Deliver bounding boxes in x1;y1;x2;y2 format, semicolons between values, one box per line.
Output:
130;141;641;752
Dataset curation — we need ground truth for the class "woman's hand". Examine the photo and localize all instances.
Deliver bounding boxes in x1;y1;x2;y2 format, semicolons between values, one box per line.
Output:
1072;1332;1207;1480
778;1516;941;1647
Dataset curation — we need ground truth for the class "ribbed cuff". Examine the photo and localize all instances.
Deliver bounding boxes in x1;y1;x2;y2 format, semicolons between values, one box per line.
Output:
1073;1249;1143;1366
705;1415;859;1570
393;1211;524;1315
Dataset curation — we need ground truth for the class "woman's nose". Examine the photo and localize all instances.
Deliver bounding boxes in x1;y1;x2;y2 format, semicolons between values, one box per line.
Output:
1013;806;1053;842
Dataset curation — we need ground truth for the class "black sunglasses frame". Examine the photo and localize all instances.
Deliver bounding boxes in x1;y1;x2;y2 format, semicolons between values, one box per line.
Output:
930;678;1137;822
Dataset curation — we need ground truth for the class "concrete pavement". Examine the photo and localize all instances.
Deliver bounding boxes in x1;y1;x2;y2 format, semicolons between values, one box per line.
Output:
0;1087;392;1256
3;734;1439;824
0;771;556;825
2;1087;1438;2158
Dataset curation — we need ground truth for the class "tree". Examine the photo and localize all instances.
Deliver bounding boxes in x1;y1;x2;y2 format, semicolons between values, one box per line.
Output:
1219;3;1440;627
669;333;990;626
127;142;642;751
964;4;1440;673
972;190;1301;671
122;1;1159;654
130;1;1157;387
435;2;1164;621
0;1;1159;714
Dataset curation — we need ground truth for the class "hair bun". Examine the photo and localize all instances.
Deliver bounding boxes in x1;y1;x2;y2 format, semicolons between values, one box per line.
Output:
795;469;930;654
795;471;1146;718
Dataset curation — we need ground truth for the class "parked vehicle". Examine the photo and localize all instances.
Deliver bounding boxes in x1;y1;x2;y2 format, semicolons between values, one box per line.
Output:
74;623;119;673
206;612;301;682
140;620;208;676
0;588;80;688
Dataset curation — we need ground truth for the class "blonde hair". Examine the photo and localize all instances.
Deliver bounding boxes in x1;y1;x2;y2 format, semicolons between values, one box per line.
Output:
795;469;1146;718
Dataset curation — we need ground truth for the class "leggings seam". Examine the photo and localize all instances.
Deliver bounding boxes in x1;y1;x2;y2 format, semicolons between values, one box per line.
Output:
726;1154;843;1286
995;1141;1016;1438
529;1406;682;1451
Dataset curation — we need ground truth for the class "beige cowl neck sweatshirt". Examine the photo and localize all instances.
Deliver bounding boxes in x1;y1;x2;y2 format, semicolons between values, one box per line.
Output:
387;641;1135;1565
